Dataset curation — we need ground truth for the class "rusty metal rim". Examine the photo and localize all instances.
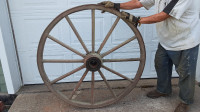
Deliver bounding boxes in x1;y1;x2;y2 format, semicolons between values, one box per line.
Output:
37;4;146;108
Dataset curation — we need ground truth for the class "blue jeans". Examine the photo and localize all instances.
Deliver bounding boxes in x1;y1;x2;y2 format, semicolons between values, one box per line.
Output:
155;44;199;104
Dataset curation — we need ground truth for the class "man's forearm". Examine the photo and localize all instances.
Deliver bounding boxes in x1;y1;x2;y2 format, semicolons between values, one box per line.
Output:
139;12;170;24
120;0;143;9
119;1;170;25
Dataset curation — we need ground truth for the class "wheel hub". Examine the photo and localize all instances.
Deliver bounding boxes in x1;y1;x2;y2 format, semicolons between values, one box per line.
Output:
85;53;102;71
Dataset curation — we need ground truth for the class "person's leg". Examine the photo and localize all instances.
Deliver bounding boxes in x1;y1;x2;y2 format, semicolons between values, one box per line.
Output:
147;44;173;98
169;45;199;112
176;45;199;104
155;44;173;94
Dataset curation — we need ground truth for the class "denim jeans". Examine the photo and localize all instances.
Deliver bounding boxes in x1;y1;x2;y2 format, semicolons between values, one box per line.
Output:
155;44;199;104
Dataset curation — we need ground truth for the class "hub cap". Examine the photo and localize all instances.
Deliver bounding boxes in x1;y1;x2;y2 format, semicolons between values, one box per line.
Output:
85;53;102;71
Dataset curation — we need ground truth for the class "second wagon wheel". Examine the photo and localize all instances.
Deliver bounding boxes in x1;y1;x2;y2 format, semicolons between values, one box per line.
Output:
37;4;146;108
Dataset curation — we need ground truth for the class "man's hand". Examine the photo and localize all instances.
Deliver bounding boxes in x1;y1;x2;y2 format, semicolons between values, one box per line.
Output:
121;11;140;27
99;1;120;11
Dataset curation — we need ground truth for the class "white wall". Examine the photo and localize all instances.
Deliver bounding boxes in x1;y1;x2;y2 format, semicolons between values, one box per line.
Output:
0;0;22;94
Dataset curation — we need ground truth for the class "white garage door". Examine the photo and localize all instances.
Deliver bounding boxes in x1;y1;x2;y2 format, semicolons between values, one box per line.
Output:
9;0;177;84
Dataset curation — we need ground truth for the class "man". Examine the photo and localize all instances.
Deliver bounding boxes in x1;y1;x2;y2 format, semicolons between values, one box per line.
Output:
100;0;200;112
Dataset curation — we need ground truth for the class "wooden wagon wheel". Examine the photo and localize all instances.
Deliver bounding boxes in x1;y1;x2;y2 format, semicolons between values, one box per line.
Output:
37;4;146;108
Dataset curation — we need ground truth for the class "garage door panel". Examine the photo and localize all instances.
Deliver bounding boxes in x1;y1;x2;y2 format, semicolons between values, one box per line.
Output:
43;43;75;56
102;71;123;80
68;0;102;8
45;63;73;81
69;18;92;44
43;45;83;63
112;53;140;72
43;18;88;55
111;18;135;44
141;45;157;78
23;0;58;10
135;17;156;44
44;62;66;77
18;51;42;84
12;16;54;52
67;13;99;53
24;19;50;43
24;0;57;5
9;0;60;12
69;15;105;48
43;53;82;83
11;16;27;51
143;24;158;44
149;48;157;78
138;24;147;43
48;21;64;42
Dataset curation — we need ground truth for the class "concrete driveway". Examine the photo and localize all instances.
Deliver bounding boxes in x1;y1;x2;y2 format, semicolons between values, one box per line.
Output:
9;79;200;112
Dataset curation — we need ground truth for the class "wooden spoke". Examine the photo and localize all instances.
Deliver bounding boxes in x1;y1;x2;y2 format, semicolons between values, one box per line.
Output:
69;69;89;100
101;36;136;58
92;9;95;53
91;72;95;104
50;65;85;84
103;58;140;62
65;16;89;54
98;70;117;98
102;65;133;83
97;17;120;53
43;59;84;63
48;35;85;58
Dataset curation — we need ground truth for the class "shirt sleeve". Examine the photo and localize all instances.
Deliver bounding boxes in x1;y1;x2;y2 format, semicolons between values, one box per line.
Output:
139;0;155;10
163;0;192;19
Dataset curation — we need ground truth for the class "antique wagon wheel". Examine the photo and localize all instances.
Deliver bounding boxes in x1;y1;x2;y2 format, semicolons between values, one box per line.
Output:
37;4;146;108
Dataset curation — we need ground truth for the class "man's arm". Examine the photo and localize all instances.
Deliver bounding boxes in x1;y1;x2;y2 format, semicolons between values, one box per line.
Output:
120;0;170;24
100;0;170;25
139;12;171;24
120;0;143;9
